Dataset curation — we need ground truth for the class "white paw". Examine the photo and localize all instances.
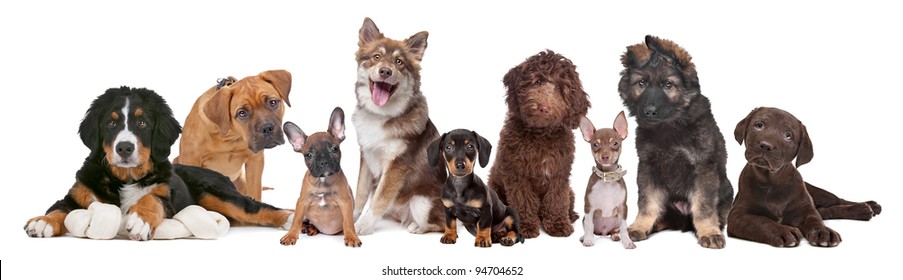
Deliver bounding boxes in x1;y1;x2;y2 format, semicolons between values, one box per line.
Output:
125;213;152;241
25;219;54;238
581;236;595;247
406;222;425;234
282;213;295;230
623;241;636;249
355;214;376;235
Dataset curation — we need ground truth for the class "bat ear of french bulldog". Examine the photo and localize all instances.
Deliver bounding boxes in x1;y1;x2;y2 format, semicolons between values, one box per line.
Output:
283;121;307;152
204;86;234;135
359;17;384;47
327;107;345;142
427;133;447;168
473;131;493;168
734;107;762;145
613;111;628;140
259;70;292;107
578;116;596;143
795;121;814;167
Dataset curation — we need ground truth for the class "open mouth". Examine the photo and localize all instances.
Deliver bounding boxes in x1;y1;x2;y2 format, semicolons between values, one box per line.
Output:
369;80;397;107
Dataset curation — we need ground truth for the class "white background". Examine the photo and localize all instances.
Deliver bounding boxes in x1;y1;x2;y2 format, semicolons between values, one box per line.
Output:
1;1;898;279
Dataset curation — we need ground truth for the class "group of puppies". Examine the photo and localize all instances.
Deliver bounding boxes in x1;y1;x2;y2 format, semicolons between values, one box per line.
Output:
25;18;881;249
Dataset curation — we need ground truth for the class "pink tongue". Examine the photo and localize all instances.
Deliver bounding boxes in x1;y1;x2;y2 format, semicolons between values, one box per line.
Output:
371;82;392;107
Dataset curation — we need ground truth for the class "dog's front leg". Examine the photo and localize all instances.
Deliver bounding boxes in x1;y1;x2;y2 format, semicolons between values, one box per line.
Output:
124;184;170;241
244;152;265;201
280;192;309;246
627;171;665;242
354;162;404;235
795;207;841;247
497;178;540;238
540;182;575;237
353;155;375;220
689;170;726;249
728;209;803;247
337;188;362;247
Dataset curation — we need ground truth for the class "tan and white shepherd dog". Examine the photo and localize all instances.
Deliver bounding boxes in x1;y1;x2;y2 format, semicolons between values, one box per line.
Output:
351;17;446;235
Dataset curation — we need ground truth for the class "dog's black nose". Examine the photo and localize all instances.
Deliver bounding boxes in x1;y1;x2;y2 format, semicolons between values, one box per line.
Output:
455;161;466;170
116;142;135;157
260;124;275;135
644;105;658;117
379;67;393;78
318;159;329;167
759;141;774;151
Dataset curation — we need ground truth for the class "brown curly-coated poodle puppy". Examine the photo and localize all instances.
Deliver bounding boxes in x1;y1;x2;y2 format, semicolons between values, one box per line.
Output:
488;50;591;238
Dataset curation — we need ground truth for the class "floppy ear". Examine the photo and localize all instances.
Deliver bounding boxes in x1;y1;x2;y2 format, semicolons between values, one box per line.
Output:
259;70;292;107
613;111;628;140
427;133;447;168
203;87;234;135
78;102;101;151
327;107;345;142
644;35;675;67
734;107;761;145
578;116;595;142
795;122;814;167
359;17;383;47
474;131;493;168
283;122;307;152
405;31;429;61
502;64;522;112
151;98;182;161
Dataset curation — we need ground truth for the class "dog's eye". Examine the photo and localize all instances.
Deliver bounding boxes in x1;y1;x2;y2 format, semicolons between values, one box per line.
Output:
784;132;793;141
637;79;647;88
534;78;542;85
305;152;313;159
754;122;764;129
612;141;619;148
395;58;403;65
466;143;475;151
331;146;339;153
592;143;599;149
373;54;381;61
107;120;116;128
136;120;147;129
664;81;673;89
237;109;249;119
268;99;279;108
445;144;452;152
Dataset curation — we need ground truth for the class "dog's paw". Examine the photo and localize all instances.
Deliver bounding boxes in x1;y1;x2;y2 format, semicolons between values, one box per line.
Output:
500;235;518;247
767;225;803;247
355;215;376;235
280;233;299;246
301;221;319;236
622;240;637;249
866;201;881;216
611;231;622;241
344;235;362;247
627;228;649;242
697;233;726;249
521;222;540;238
440;233;457;244
806;226;841;247
24;216;59;238
580;235;595;247
124;212;154;241
543;221;574;237
475;236;492;248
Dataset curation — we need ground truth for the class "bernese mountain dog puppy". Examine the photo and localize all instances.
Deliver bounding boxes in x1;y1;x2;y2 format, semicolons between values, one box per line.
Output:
24;86;293;240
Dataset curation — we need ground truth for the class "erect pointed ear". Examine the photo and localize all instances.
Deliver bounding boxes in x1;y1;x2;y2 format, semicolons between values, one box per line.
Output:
427;133;447;168
359;17;383;47
795;122;814;167
327;107;345;142
259;70;292;107
613;111;628;140
734;107;761;145
405;31;429;61
578;116;596;143
283;121;307;152
474;131;493;168
203;87;234;135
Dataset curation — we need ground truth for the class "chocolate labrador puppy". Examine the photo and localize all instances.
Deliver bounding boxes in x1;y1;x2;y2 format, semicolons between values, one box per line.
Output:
729;107;881;247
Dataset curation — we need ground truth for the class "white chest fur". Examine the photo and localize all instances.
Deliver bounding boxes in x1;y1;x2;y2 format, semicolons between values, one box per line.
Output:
353;109;407;178
586;180;625;217
120;183;155;215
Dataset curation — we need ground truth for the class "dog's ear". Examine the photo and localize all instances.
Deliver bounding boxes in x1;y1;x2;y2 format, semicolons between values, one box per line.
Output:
327;107;345;142
578;116;595;143
613;111;628;140
78;95;104;151
473;131;493;168
644;35;676;68
203;87;234;135
405;31;429;61
259;70;292;107
148;90;182;161
359;17;383;47
795;121;814;167
734;107;761;145
283;121;307;152
502;64;522;113
427;133;447;168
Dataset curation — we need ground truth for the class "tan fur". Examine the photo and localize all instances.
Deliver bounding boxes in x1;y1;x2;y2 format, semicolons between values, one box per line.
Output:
69;182;98;208
127;184;169;237
104;139;153;182
174;70;292;201
198;194;292;227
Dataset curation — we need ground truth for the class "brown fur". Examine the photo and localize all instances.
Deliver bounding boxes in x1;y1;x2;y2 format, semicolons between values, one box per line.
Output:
197;194;292;227
174;70;292;201
488;50;591;238
728;107;880;247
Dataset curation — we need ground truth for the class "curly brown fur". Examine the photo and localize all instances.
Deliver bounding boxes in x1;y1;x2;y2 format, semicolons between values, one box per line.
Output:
618;35;734;249
488;50;590;238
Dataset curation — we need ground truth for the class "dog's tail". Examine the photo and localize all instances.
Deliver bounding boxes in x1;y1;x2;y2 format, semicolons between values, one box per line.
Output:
506;206;525;244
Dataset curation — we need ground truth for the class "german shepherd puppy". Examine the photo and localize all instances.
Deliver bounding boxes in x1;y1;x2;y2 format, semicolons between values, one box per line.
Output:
618;35;734;249
351;18;446;235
